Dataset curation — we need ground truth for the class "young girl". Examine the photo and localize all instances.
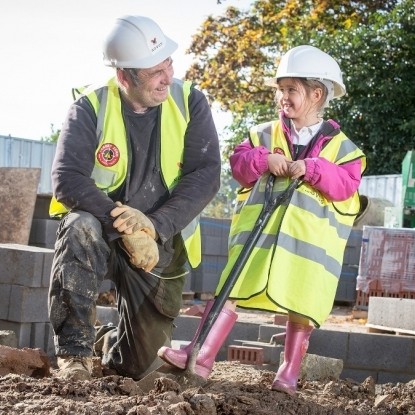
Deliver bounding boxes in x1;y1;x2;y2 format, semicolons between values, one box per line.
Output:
158;45;366;395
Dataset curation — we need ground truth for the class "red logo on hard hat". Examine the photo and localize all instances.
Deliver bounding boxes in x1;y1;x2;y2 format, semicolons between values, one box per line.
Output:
273;147;285;155
97;143;120;167
151;37;157;44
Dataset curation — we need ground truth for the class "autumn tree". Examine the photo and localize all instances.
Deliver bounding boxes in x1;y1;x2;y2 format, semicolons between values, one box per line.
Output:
186;0;413;175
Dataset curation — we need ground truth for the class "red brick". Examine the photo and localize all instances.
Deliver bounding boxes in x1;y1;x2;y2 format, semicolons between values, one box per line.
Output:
227;345;264;365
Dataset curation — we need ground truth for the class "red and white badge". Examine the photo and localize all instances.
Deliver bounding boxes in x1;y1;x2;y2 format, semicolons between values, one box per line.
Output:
97;143;120;167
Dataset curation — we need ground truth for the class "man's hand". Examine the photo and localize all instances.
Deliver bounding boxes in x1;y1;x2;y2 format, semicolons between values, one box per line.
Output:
121;230;159;273
111;202;156;239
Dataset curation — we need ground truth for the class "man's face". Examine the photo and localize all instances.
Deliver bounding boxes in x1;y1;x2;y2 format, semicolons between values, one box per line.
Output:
125;57;174;110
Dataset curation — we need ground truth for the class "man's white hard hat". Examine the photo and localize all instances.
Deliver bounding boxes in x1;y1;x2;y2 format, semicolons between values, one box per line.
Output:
266;45;346;98
103;15;178;69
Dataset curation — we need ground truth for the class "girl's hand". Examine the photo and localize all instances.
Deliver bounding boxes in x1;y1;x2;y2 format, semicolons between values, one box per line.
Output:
287;160;306;179
267;153;290;176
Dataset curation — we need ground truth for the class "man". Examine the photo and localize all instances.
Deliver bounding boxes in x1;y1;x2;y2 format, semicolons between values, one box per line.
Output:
48;15;221;381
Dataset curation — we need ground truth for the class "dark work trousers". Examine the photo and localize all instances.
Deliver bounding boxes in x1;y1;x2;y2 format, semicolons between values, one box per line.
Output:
48;210;186;379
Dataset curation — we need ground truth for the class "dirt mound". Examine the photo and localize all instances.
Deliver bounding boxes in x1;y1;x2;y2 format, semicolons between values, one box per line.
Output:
0;361;413;414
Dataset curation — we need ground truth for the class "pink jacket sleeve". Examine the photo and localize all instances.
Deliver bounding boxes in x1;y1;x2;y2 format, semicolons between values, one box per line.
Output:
230;139;270;189
230;139;363;202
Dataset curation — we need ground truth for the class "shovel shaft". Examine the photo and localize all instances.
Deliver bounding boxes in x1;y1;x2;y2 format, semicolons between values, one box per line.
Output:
190;177;300;356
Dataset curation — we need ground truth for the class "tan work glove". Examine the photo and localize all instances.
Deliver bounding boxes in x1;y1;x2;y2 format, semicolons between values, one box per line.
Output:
111;202;156;239
121;230;159;272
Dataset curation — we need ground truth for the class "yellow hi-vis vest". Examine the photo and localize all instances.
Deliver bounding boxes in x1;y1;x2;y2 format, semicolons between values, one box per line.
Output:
216;120;366;326
49;77;202;268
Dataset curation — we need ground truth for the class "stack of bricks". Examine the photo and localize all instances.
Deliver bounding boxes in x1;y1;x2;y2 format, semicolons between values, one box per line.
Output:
356;226;415;309
0;243;55;355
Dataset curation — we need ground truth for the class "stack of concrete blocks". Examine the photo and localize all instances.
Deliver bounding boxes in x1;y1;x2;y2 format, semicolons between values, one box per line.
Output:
335;229;363;303
190;217;231;294
0;243;55;355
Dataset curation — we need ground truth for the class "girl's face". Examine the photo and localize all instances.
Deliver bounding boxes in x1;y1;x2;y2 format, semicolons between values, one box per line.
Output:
276;78;310;120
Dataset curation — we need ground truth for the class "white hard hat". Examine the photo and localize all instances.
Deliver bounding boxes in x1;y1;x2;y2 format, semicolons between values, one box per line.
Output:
266;45;346;98
103;15;178;69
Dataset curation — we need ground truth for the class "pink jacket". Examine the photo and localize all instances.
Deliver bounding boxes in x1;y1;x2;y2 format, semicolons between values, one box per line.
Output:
230;113;363;202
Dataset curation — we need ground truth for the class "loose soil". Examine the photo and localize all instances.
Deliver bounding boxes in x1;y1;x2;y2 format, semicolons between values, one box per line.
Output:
0;360;414;414
1;302;413;414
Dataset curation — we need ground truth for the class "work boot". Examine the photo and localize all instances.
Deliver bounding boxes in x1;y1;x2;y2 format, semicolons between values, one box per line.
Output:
57;356;93;381
271;322;313;395
158;303;237;379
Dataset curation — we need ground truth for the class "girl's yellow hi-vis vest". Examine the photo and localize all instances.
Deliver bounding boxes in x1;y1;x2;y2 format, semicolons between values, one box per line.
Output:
49;77;202;268
216;120;366;327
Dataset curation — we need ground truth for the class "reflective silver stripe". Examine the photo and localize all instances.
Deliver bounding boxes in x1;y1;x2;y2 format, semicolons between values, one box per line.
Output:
278;232;343;279
291;191;352;239
95;87;108;142
90;166;116;191
182;214;199;241
255;123;272;148
229;230;276;250
169;80;187;121
336;138;360;162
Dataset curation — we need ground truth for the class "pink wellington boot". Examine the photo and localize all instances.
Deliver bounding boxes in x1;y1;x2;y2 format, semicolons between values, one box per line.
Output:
158;303;238;379
271;321;313;395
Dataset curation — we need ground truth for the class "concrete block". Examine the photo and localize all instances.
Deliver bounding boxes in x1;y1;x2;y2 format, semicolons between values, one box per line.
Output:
200;217;231;239
347;332;413;372
0;330;18;348
0;244;54;287
258;324;286;343
0;320;30;348
297;353;344;381
336;264;358;303
191;255;227;293
308;329;349;362
367;297;415;332
0;320;54;355
343;229;363;265
29;218;59;249
33;194;53;220
230;321;262;343
377;371;415;385
202;235;229;256
7;285;49;323
0;284;12;320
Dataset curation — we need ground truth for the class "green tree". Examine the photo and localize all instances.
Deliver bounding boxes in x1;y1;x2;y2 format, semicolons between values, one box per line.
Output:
41;123;60;143
321;0;415;174
186;0;412;175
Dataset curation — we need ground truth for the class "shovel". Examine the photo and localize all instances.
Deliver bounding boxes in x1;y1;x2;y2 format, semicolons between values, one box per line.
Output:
137;176;300;391
185;176;300;375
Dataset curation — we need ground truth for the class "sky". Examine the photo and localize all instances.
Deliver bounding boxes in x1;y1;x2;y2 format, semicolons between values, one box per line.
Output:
0;0;252;140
